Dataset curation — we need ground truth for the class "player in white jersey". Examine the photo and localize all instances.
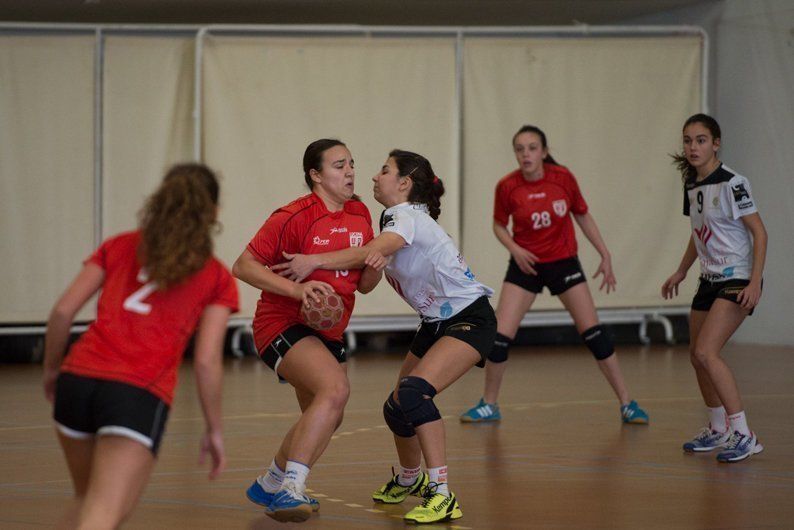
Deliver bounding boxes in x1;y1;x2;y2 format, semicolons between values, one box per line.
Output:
273;149;497;524
662;114;767;463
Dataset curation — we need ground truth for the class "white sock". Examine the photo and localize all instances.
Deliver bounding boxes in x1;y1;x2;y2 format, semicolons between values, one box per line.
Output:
257;459;285;493
281;460;310;493
427;465;449;497
728;411;751;436
708;406;728;433
397;465;421;487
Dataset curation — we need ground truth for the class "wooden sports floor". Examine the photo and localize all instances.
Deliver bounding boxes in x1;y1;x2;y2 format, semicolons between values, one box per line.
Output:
1;342;793;529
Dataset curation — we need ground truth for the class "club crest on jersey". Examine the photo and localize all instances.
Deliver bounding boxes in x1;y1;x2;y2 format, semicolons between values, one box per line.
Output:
552;199;567;217
349;232;364;247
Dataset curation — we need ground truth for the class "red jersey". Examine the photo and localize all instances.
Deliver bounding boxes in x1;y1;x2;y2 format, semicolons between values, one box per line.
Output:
246;193;373;350
61;231;239;405
493;163;588;263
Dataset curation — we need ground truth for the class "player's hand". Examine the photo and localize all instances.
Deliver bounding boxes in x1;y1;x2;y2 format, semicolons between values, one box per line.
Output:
198;429;225;480
364;250;388;272
661;270;686;299
736;280;762;310
272;252;319;282
297;281;335;307
43;366;59;403
593;255;617;294
511;246;538;275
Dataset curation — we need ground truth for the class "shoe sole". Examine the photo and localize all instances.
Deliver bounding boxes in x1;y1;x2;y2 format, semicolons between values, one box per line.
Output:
683;445;723;453
623;418;649;425
248;489;319;512
266;505;313;523
372;496;407;504
404;508;463;524
460;416;500;423
717;442;764;463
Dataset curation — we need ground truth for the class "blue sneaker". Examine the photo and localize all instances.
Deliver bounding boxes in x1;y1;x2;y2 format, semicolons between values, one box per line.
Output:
682;426;731;452
620;400;649;424
460;398;501;423
265;484;316;523
247;479;319;511
716;431;764;463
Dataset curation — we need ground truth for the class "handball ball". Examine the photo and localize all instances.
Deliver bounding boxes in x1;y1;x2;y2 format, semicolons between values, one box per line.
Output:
301;291;344;331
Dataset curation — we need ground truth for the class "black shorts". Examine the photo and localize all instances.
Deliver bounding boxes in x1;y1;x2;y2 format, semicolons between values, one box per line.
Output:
53;373;169;455
409;296;497;368
259;324;346;381
692;278;758;315
504;256;586;296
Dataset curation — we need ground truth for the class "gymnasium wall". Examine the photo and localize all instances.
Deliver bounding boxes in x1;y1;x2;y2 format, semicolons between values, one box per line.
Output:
0;29;701;323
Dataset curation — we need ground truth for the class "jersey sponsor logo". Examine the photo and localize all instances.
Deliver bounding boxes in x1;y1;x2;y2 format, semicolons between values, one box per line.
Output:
731;183;750;202
349;231;364;247
440;301;453;318
380;212;395;231
416;288;437;314
712;196;720;208
447;322;474;333
552;199;567;217
693;223;713;245
738;200;754;210
330;226;348;234
722;266;735;278
464;267;475;280
527;192;546;200
563;271;583;284
312;236;330;246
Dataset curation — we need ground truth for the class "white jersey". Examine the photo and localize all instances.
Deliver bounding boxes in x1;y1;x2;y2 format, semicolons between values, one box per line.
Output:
380;202;493;321
683;164;758;281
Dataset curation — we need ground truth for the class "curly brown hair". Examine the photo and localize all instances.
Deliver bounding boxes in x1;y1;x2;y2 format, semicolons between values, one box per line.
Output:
138;163;219;288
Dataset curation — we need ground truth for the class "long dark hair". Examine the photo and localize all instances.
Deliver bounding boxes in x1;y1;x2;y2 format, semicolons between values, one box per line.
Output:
138;163;219;288
671;113;722;181
512;125;559;165
389;149;445;220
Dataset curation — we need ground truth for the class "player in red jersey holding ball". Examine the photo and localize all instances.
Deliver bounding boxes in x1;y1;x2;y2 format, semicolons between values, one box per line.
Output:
461;125;649;425
43;164;239;529
233;139;381;523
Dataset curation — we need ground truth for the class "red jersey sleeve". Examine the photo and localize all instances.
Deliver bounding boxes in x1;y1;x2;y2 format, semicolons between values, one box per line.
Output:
564;169;589;215
85;232;130;269
493;179;511;226
209;263;240;313
246;210;291;267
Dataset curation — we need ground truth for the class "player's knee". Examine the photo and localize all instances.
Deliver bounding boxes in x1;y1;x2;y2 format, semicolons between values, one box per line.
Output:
581;325;614;360
383;393;415;437
397;376;440;428
323;377;350;413
487;333;513;363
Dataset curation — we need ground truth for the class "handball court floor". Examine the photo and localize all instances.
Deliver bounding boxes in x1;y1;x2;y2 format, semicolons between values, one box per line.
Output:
1;343;793;529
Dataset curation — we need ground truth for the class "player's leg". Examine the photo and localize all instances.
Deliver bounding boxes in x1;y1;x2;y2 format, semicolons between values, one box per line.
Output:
54;431;94;529
558;282;648;424
76;435;156;529
682;308;732;452
461;282;536;422
401;337;481;523
691;299;762;462
265;336;349;522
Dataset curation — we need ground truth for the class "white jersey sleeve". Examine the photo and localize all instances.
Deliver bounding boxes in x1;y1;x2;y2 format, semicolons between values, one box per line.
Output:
725;174;757;220
382;208;416;245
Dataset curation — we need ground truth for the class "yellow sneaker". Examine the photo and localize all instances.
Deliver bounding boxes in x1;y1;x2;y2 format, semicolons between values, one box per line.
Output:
372;470;428;504
403;485;462;524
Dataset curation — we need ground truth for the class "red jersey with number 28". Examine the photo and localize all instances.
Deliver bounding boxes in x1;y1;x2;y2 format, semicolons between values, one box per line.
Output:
246;193;374;351
493;163;588;263
61;231;239;404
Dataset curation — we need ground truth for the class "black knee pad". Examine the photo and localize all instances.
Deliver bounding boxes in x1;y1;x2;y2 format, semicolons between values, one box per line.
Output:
581;325;614;360
383;393;415;438
397;376;440;428
487;332;513;363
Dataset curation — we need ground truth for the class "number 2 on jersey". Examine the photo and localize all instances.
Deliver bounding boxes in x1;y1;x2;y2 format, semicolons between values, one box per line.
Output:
531;211;552;229
123;269;157;315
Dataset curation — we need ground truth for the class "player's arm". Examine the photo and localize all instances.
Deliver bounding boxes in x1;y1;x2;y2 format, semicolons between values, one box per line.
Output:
737;212;767;309
574;212;616;293
357;265;383;294
232;249;332;306
272;232;406;282
662;235;698;299
493;221;538;275
192;304;232;480
43;263;105;403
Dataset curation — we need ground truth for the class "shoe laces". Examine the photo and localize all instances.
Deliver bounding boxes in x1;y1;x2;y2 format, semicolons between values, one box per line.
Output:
724;431;746;450
419;482;440;507
693;426;714;441
282;482;311;503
